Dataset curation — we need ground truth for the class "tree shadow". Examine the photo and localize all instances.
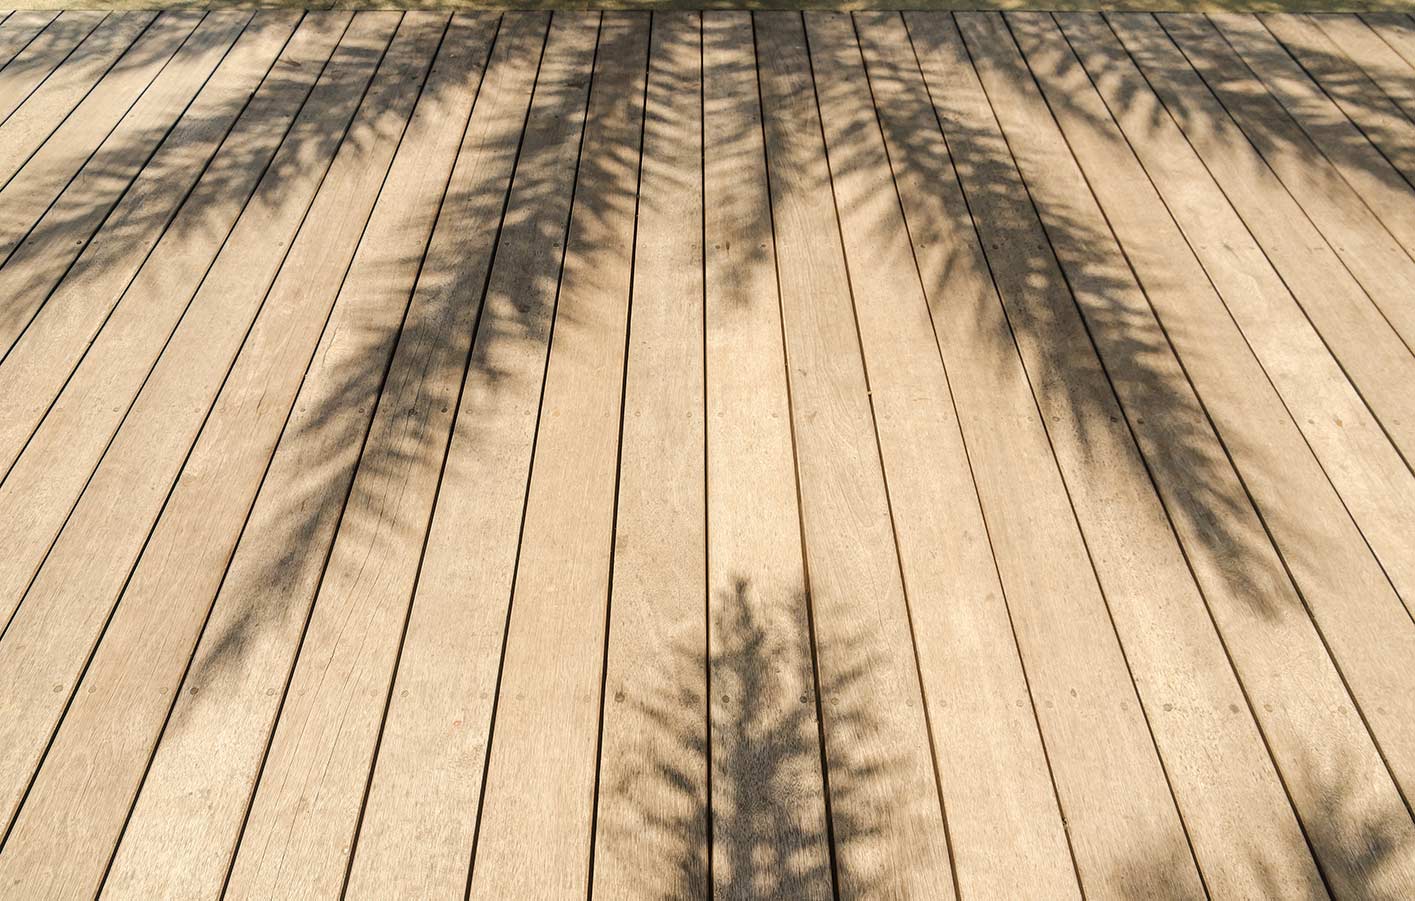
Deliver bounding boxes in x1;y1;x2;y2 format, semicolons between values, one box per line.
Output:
1172;13;1415;216
0;9;606;894
174;9;591;700
596;577;904;898
0;11;103;124
0;10;391;475
902;9;1415;896
709;580;833;899
894;8;1415;625
1113;742;1415;897
700;10;776;312
1062;12;1415;398
845;7;1280;615
141;8;648;890
2;6;1414;896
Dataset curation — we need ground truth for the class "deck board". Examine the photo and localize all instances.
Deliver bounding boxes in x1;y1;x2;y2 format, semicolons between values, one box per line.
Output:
0;11;100;124
1332;13;1415;121
847;12;1080;897
0;10;234;264
0;11;162;186
757;11;956;894
921;13;1206;896
701;12;833;896
0;12;298;353
1260;13;1415;195
1;10;1414;898
1359;12;1415;116
466;14;643;896
916;10;1322;895
339;13;549;897
1068;13;1415;475
0;12;338;477
0;4;408;865
1030;12;1415;895
207;14;478;896
1158;14;1415;354
0;13;489;895
594;12;707;898
0;11;388;645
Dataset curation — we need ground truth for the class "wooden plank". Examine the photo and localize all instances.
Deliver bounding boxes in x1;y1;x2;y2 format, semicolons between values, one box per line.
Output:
1112;15;1415;616
884;9;1313;897
1029;13;1415;894
2;11;59;48
0;13;490;899
129;15;443;897
0;11;370;628
0;11;99;123
818;13;1081;899
751;12;953;895
983;11;1389;894
850;11;1205;896
1327;13;1415;121
1115;11;1415;586
225;14;594;899
1211;14;1415;260
1153;14;1415;354
953;20;1335;896
0;11;234;262
1264;14;1415;190
1;11;57;51
107;15;547;900
1359;12;1415;115
986;12;1415;877
0;11;404;836
460;13;645;897
699;11;831;896
0;12;61;75
1079;15;1415;475
302;14;546;897
0;11;160;186
0;9;1409;894
592;12;707;898
0;12;336;476
0;10;256;347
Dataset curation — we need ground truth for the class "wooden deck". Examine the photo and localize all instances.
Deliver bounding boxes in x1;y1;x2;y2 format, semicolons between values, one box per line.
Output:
1;7;1414;898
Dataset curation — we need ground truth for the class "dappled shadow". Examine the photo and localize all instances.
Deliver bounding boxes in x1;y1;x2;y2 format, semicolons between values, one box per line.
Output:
0;9;607;895
0;11;387;351
0;11;103;124
1164;13;1415;224
702;11;774;307
845;9;1279;616
0;8;416;670
709;580;833;899
2;6;1415;895
174;8;594;711
597;578;909;898
1015;10;1415;203
0;10;390;483
1112;742;1415;897
1045;12;1415;466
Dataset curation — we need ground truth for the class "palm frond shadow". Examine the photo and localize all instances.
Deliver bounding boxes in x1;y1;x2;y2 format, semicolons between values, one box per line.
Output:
3;6;1415;892
597;577;900;899
179;10;614;691
0;10;398;348
8;7;1408;684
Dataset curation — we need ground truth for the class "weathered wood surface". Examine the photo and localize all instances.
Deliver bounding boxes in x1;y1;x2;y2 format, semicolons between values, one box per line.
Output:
1;11;1413;897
